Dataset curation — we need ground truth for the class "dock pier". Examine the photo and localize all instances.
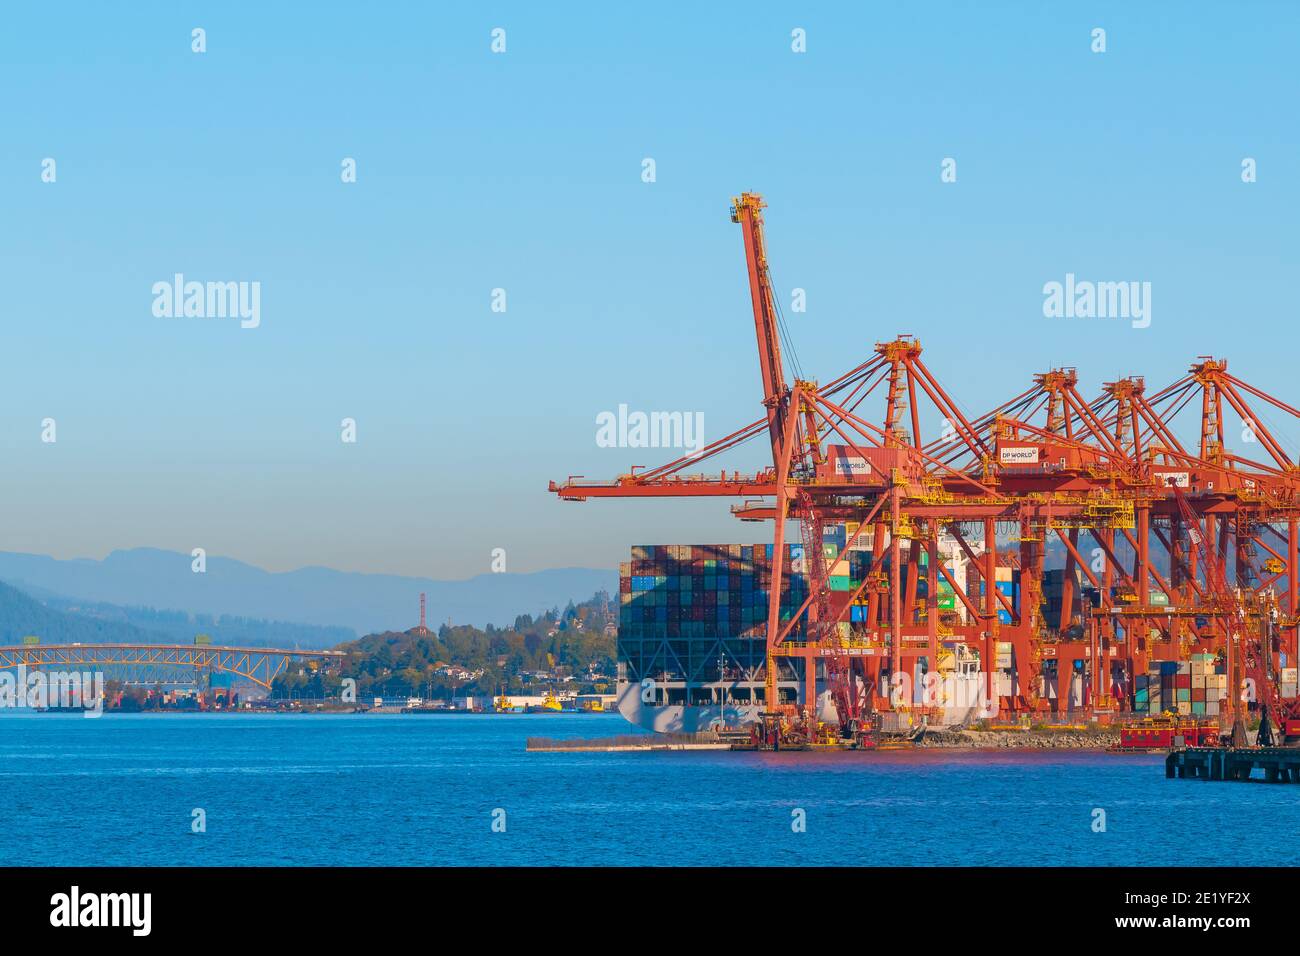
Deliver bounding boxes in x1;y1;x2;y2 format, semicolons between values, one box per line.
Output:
1167;746;1300;782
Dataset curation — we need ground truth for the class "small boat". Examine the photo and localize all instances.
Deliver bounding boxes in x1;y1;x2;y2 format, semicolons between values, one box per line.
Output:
1110;715;1220;752
493;692;523;713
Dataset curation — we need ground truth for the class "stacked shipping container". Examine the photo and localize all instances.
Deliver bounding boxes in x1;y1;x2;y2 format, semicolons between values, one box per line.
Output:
1133;654;1227;716
621;538;988;638
619;544;818;696
1042;568;1079;628
616;542;1244;718
619;543;811;641
975;567;1020;625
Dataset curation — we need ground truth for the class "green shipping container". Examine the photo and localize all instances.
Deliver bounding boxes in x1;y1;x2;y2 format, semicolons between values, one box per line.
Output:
829;576;852;591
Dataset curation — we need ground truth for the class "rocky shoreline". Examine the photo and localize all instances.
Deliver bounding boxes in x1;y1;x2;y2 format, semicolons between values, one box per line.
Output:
915;728;1121;749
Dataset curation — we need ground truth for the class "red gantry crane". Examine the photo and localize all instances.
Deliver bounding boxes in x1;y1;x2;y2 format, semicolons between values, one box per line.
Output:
551;193;1300;747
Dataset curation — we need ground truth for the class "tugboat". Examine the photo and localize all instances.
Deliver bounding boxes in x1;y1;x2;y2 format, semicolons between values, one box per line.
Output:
493;690;523;713
1110;714;1220;752
525;690;566;713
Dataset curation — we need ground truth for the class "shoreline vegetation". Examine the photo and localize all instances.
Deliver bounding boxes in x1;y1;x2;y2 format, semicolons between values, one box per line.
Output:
268;591;618;704
64;591;619;713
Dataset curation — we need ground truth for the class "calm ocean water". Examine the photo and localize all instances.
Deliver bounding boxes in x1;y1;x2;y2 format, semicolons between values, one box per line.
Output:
1;712;1294;866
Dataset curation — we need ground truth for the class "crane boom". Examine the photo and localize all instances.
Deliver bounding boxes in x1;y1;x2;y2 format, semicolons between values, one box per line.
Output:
731;193;790;466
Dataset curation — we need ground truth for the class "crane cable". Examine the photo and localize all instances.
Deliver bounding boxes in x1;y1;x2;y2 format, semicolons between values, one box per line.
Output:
767;267;805;384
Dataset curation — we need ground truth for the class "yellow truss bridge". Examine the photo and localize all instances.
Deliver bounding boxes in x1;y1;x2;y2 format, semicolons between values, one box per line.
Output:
0;643;344;689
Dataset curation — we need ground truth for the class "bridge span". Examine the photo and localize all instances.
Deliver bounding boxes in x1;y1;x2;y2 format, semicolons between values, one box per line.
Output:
0;643;345;689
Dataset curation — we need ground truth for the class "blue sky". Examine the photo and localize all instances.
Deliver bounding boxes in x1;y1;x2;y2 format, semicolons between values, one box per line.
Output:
1;2;1297;578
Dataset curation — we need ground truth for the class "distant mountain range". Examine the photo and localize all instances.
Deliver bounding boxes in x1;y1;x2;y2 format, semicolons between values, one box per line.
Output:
0;548;616;641
0;578;161;644
0;577;361;649
37;592;356;648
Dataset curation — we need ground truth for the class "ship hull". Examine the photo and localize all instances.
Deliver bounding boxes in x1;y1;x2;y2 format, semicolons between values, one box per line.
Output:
615;678;987;733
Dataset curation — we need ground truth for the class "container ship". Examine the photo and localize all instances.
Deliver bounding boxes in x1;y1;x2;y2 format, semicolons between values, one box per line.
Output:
616;538;1278;735
617;540;986;733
